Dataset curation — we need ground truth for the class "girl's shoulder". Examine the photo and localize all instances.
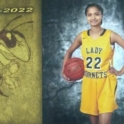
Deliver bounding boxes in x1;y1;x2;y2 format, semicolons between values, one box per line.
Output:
102;29;113;36
79;30;88;38
105;29;116;34
80;30;88;34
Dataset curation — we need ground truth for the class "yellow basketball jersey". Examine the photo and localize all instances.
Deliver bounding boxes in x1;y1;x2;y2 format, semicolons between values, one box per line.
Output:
81;29;113;78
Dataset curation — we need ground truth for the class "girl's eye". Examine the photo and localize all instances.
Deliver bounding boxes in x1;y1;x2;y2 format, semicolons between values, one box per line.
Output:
87;13;100;17
95;13;100;15
87;14;91;17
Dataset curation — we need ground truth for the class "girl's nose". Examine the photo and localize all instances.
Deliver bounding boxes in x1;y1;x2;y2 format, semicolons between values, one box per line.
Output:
91;15;95;19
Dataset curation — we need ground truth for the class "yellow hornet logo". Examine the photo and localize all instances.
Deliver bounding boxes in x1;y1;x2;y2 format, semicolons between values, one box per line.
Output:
0;15;33;97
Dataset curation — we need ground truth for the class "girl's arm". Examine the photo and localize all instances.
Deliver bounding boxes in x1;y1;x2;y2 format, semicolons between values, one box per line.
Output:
110;31;124;75
62;33;82;80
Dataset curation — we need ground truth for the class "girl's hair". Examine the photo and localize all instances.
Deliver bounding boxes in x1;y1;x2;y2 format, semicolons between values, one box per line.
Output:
85;3;103;15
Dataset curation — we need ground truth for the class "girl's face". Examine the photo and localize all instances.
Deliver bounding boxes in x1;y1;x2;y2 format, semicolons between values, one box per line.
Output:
86;7;103;26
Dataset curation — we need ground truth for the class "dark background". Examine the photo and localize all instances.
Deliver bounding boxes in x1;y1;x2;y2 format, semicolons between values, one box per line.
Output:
42;0;124;124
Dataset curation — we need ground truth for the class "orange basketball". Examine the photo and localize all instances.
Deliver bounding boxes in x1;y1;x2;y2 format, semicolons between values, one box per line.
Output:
64;57;84;81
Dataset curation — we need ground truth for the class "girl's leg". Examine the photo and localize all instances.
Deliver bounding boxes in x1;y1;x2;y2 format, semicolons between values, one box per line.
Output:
98;112;112;124
89;115;98;124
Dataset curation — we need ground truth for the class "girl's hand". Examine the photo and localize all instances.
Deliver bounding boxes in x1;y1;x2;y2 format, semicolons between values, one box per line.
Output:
62;73;70;81
109;67;123;76
61;70;75;82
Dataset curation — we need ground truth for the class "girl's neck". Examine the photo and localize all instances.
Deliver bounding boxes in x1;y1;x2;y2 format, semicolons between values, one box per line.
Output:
89;26;104;36
90;26;103;33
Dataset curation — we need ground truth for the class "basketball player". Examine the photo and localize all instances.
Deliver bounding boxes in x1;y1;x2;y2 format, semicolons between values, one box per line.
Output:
62;3;124;124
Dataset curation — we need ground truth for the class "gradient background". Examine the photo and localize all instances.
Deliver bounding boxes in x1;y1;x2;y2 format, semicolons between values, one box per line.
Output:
43;0;124;124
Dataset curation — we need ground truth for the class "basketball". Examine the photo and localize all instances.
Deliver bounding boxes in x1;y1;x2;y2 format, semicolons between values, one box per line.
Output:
64;57;84;81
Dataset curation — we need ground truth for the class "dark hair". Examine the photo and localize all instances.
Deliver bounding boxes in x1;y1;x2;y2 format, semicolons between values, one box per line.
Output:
85;3;103;15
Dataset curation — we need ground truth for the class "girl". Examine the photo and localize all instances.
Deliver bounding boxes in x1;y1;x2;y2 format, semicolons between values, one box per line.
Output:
62;3;124;124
